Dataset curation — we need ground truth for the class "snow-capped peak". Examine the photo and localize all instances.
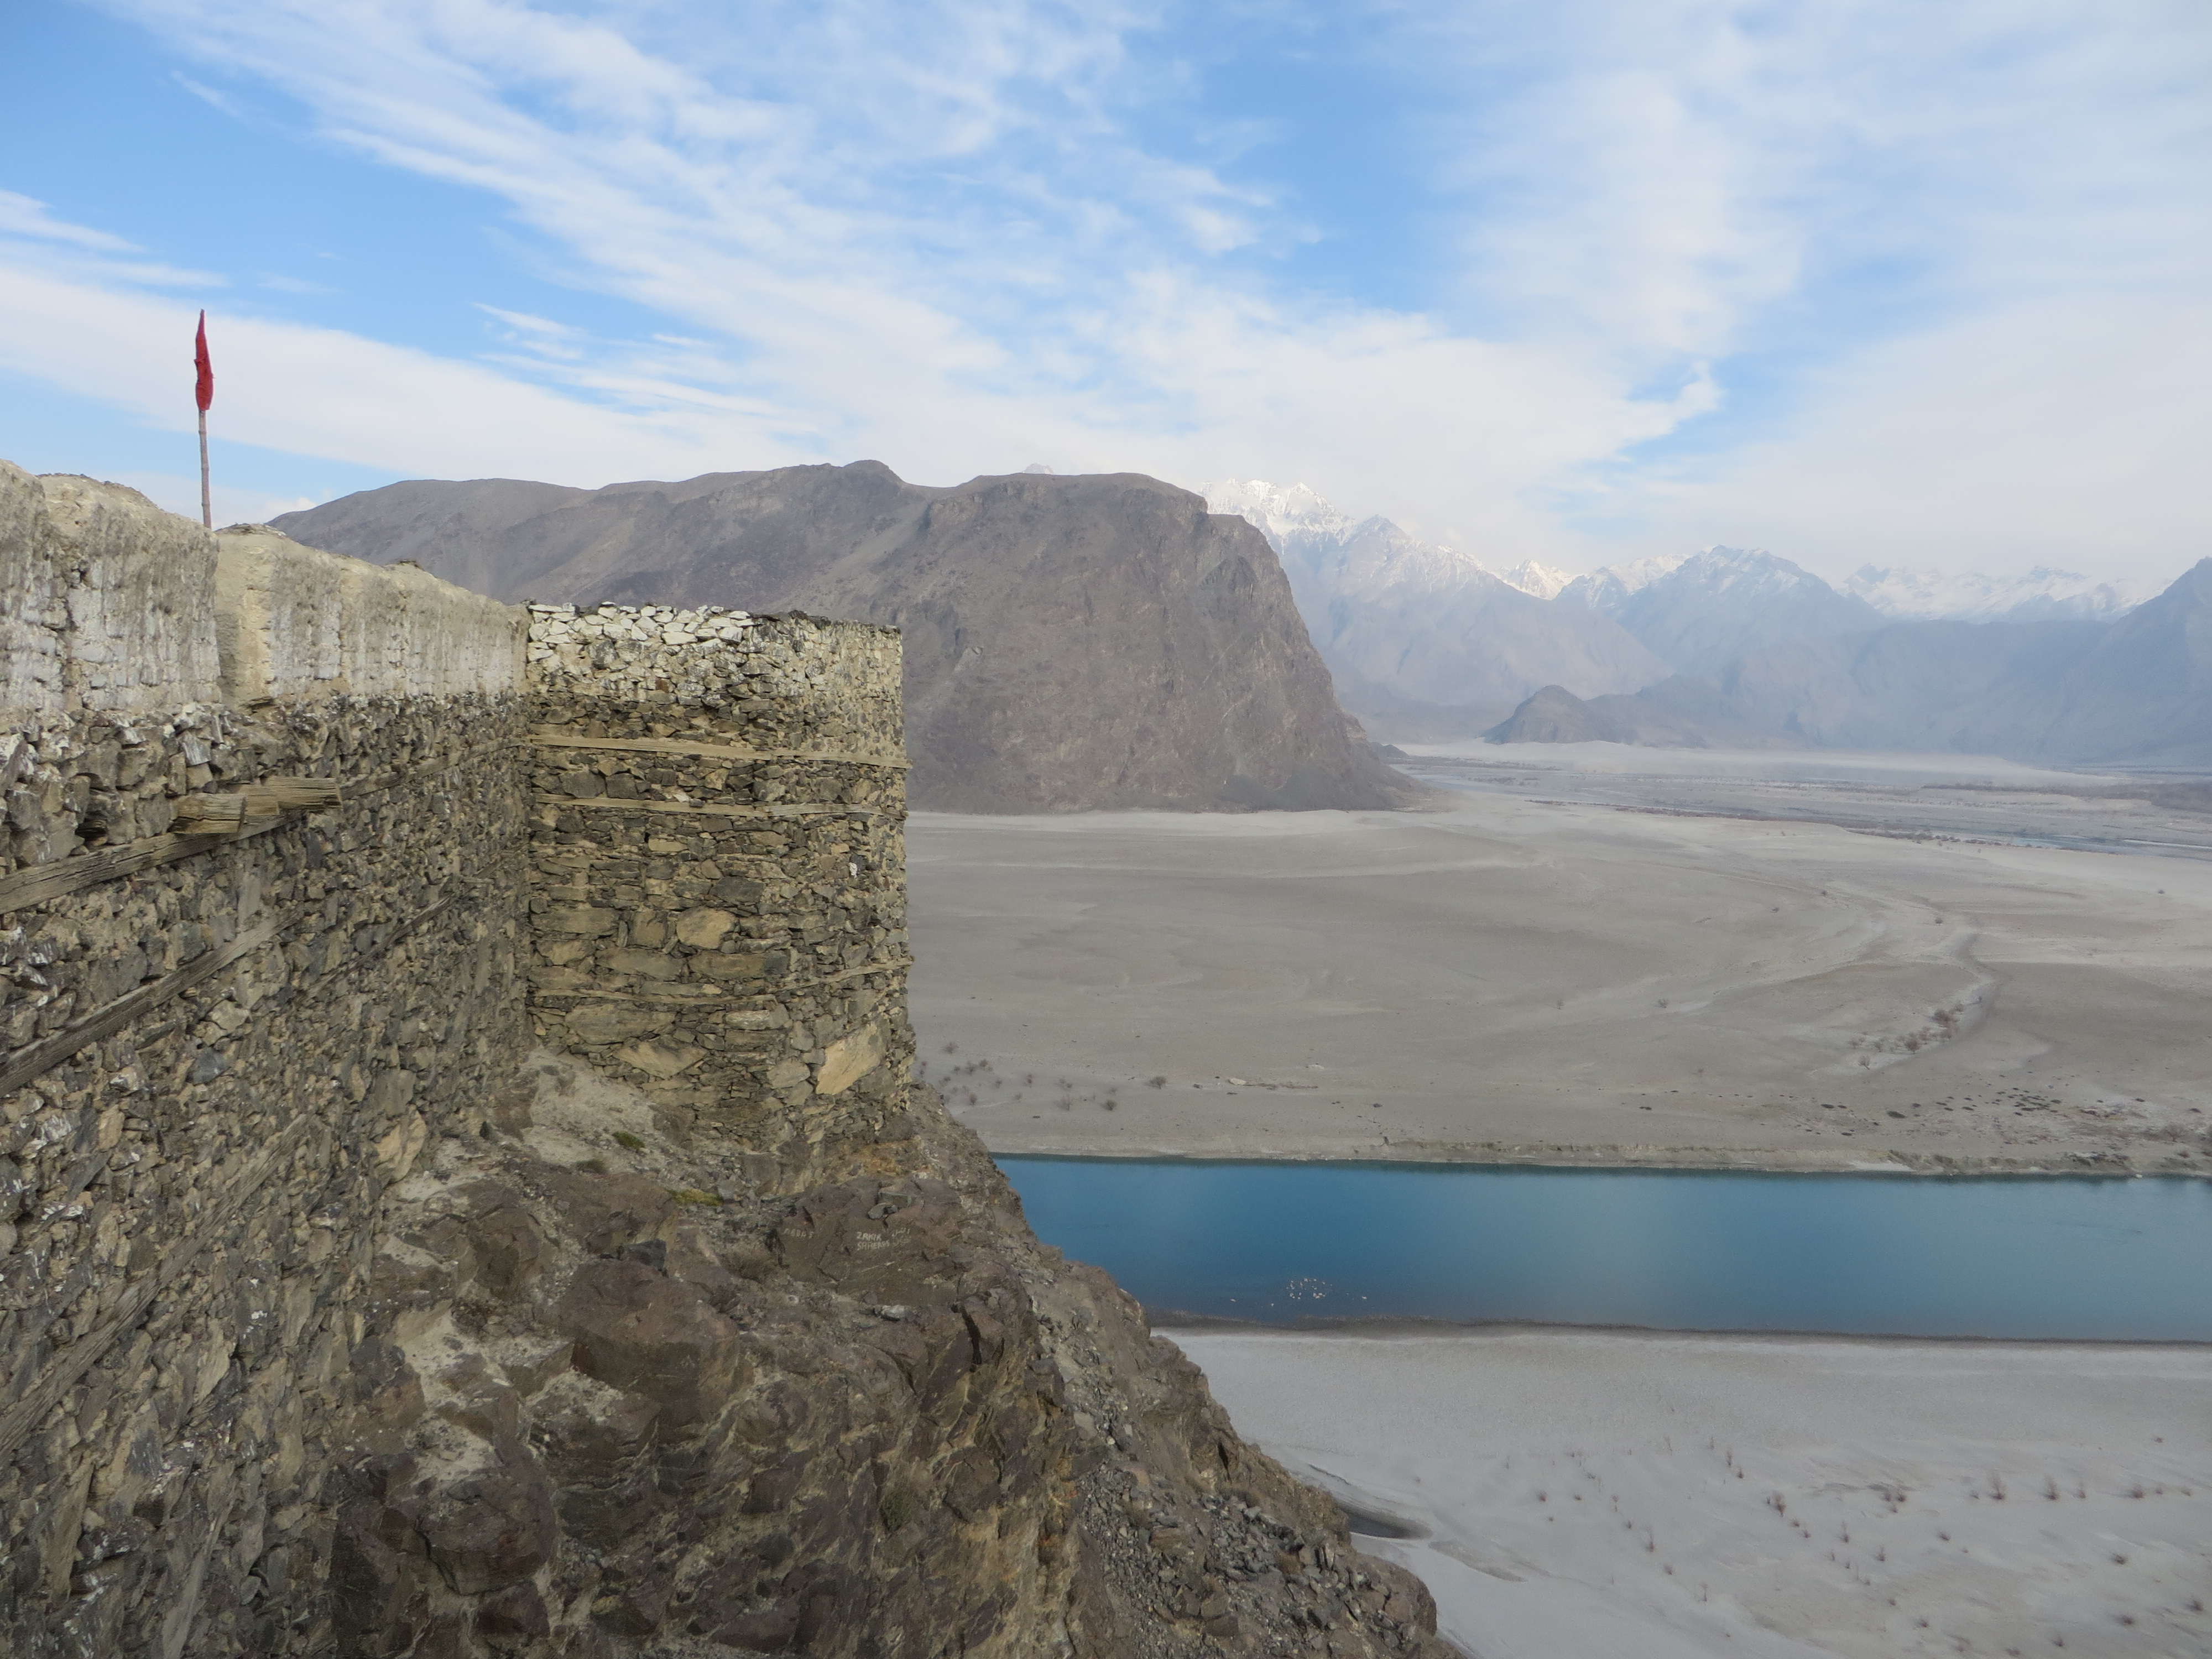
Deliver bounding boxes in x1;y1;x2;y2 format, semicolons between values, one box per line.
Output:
1564;546;1848;612
1841;564;2160;623
1679;546;1833;596
1204;478;1590;603
1559;550;1693;613
1201;479;1354;544
1495;560;1571;600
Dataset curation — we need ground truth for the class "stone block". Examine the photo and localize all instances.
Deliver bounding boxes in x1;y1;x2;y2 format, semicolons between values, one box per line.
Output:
566;1004;672;1046
539;907;618;937
415;1461;559;1596
673;908;736;948
615;1040;706;1079
603;948;682;980
817;1021;884;1096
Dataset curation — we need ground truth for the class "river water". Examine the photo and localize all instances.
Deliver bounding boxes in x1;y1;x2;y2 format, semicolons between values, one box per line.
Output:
999;1158;2212;1341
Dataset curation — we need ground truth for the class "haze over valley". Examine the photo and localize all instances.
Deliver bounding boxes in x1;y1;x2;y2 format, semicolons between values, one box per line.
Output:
1206;478;2210;764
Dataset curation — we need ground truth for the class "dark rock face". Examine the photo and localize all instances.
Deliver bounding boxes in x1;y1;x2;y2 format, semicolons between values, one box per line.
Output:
325;1057;1453;1658
274;466;1418;814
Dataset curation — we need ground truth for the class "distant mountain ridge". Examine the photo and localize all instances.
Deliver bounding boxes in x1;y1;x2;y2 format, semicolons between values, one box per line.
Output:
1203;477;2199;768
273;463;1418;814
1561;545;1887;678
1202;479;1667;735
1841;564;2161;622
1203;479;1569;600
279;463;2202;776
1488;559;2212;766
1496;559;1571;600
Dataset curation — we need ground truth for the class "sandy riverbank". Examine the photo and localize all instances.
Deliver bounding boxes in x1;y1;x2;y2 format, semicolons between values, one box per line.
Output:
908;768;2212;1175
1170;1327;2212;1659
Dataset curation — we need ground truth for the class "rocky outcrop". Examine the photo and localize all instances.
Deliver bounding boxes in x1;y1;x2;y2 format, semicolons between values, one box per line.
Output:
332;1054;1454;1658
274;466;1419;815
1481;685;1619;745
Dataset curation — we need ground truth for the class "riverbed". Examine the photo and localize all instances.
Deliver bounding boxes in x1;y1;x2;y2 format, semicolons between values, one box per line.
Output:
1172;1326;2212;1659
910;770;2212;1175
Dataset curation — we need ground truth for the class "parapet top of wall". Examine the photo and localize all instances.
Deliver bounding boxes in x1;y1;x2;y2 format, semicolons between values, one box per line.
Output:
217;525;523;703
3;462;222;717
0;460;523;722
526;603;902;751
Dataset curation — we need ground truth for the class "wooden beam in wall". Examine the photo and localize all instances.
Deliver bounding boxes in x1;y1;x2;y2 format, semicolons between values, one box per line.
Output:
529;732;909;769
0;919;281;1100
539;797;884;821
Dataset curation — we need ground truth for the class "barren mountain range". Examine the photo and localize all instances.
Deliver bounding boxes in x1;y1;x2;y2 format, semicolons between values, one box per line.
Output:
275;461;2204;792
274;464;1417;813
1208;480;2206;766
1536;558;2212;765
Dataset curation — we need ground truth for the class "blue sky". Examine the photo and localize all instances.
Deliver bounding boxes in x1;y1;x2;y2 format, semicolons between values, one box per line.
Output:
3;1;2206;583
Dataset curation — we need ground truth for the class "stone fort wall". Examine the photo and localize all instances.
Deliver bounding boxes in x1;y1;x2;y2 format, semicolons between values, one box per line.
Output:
0;462;910;1656
523;602;911;1178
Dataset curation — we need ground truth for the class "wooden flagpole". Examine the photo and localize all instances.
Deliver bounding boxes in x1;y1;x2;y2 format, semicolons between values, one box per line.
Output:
194;310;214;529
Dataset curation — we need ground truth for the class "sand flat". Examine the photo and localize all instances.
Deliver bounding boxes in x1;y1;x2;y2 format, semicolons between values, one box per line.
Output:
1171;1327;2212;1659
908;769;2212;1171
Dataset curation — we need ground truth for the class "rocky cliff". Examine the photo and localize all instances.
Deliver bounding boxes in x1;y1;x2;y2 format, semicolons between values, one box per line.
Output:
333;1053;1455;1657
274;467;1417;815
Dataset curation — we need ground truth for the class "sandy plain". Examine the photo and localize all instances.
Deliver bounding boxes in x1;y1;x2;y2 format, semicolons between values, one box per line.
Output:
1170;1327;2212;1659
908;749;2212;1173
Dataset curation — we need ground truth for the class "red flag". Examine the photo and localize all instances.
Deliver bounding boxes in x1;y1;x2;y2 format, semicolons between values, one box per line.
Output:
194;311;214;413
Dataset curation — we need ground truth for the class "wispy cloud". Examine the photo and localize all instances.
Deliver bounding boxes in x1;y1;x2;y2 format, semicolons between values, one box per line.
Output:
0;190;144;254
24;0;2212;579
170;71;241;116
0;263;761;481
0;191;227;288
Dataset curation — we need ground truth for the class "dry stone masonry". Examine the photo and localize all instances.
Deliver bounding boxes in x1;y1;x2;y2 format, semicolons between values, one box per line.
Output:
2;465;529;1658
1;461;1452;1659
523;604;912;1173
